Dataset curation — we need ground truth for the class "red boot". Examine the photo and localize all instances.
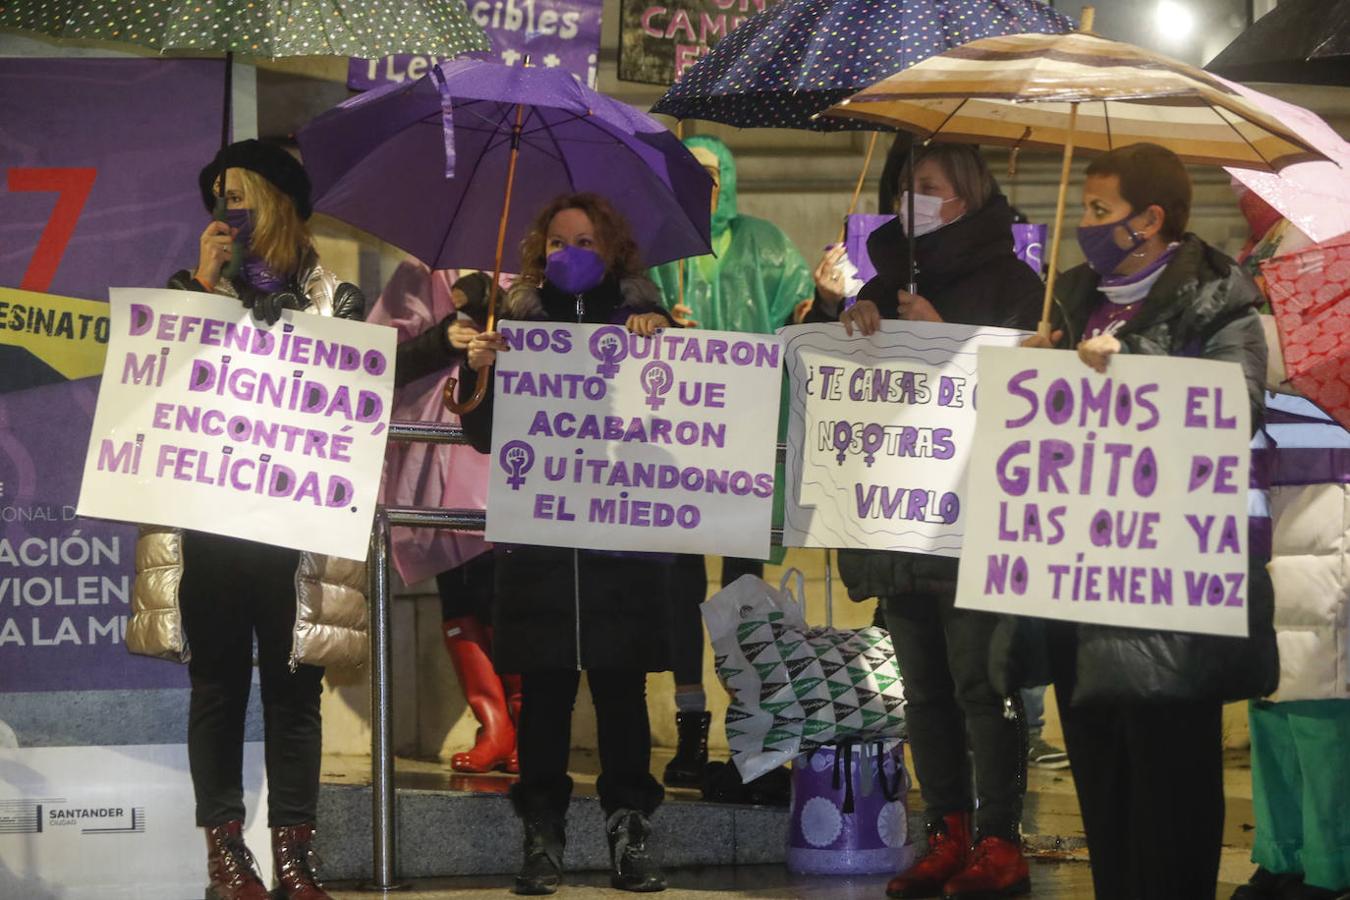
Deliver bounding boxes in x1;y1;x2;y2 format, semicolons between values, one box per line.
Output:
941;836;1030;899
886;812;971;899
443;616;515;773
204;820;269;900
272;824;332;900
502;672;523;774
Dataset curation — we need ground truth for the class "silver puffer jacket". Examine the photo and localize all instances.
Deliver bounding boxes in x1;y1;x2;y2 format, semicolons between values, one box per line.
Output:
127;254;370;668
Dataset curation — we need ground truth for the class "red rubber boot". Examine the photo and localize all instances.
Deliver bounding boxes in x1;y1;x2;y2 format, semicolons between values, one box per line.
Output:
443;616;515;773
886;812;971;899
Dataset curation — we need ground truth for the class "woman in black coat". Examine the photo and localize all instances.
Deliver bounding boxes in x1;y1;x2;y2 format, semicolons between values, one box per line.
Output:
810;144;1043;900
461;193;674;896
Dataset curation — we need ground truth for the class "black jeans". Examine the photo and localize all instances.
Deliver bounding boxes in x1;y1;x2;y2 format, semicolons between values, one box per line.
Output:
435;551;495;622
516;668;664;816
882;591;1025;839
670;554;764;686
1050;625;1225;900
179;531;324;828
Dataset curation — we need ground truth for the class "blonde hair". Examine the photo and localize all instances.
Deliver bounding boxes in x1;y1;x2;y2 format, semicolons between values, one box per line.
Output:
234;168;312;276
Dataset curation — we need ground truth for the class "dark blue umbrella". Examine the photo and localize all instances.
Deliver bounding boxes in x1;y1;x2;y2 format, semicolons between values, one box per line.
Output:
651;0;1074;130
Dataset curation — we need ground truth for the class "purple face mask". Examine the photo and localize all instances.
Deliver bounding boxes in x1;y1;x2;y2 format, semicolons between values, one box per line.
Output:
545;244;607;295
218;208;289;292
1076;213;1147;275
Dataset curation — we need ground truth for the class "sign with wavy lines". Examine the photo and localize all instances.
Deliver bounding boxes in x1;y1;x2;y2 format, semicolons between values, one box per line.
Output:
781;320;1028;555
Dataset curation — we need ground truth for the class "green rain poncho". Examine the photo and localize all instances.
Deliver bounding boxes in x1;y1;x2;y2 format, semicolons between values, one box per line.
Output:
651;136;814;334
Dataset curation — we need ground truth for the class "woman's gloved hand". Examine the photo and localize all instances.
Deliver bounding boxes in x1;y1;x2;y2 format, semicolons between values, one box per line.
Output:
250;290;304;325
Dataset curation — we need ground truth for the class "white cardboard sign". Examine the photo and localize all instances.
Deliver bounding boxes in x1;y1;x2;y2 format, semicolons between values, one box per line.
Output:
77;289;395;560
954;347;1252;637
485;322;781;558
781;320;1028;554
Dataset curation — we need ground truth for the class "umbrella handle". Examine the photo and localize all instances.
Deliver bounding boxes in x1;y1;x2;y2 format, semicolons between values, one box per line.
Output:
443;366;490;415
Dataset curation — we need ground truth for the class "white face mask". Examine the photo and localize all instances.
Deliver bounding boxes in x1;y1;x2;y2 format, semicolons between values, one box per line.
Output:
898;191;958;237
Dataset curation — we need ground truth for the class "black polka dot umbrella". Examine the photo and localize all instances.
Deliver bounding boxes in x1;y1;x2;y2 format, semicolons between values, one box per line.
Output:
651;0;1075;132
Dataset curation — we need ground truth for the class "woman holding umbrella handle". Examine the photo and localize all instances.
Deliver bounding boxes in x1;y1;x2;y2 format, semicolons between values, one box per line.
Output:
1022;142;1276;900
128;139;366;900
461;193;675;897
807;143;1044;900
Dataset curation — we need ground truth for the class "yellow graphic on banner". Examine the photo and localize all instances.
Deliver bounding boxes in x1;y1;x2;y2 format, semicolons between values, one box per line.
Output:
0;286;109;380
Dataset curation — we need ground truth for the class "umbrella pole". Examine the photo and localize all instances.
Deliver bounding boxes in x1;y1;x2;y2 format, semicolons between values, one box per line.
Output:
1039;103;1079;339
907;141;918;294
837;131;880;245
444;102;526;415
220;52;233;151
676;120;686;314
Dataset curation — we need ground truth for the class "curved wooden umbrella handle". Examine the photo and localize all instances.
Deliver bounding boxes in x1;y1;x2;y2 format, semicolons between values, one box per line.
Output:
443;365;491;415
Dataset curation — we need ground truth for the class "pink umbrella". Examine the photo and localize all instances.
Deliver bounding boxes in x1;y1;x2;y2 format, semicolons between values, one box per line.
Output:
1222;77;1350;243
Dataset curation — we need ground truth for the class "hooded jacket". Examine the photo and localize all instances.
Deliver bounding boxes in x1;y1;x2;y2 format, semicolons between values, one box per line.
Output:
127;256;370;669
650;136;814;334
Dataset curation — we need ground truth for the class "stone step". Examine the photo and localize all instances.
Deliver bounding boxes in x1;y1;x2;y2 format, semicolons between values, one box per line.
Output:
313;779;927;881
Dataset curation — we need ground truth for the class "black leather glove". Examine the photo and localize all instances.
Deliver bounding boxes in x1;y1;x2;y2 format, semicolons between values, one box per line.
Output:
332;281;367;321
250;290;304;325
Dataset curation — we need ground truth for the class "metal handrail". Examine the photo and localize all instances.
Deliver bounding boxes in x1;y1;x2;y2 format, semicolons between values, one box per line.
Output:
365;420;791;890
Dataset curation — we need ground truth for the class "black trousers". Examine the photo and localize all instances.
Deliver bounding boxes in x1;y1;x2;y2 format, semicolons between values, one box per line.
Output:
670;554;764;686
516;668;664;816
179;531;324;828
1050;626;1225;900
882;591;1026;839
435;550;495;622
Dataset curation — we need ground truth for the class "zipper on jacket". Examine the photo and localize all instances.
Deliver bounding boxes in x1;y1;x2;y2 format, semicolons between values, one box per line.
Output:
574;548;582;672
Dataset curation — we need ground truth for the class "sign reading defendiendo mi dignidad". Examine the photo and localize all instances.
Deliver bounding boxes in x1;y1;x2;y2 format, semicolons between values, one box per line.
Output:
955;347;1252;638
76;288;396;561
485;321;781;558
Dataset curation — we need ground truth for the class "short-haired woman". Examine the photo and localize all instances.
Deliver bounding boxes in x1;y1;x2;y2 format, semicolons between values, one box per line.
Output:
1026;142;1275;900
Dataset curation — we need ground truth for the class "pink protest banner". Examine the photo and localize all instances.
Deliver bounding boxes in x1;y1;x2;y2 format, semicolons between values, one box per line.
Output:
954;347;1252;638
77;289;396;561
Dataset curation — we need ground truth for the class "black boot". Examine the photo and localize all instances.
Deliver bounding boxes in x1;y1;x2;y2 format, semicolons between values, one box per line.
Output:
661;711;710;788
605;809;666;893
510;781;569;896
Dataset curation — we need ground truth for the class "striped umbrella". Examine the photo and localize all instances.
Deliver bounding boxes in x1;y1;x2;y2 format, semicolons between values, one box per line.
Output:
824;8;1325;335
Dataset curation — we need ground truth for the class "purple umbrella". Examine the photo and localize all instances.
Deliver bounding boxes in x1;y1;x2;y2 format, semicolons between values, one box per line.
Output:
298;58;713;411
298;59;713;273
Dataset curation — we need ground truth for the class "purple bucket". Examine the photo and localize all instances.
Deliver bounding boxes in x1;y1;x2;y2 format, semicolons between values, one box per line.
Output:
785;741;916;875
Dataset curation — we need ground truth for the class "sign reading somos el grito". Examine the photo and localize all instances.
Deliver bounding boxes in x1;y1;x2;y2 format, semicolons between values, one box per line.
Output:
485;321;781;558
955;347;1252;638
77;289;396;561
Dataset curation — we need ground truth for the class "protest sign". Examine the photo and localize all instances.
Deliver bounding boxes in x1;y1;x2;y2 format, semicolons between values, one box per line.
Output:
485;321;781;558
955;347;1252;637
618;0;780;85
782;321;1028;554
77;289;396;561
348;0;603;90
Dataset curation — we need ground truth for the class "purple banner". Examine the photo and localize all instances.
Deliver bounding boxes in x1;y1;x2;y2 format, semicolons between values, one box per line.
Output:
0;58;220;691
348;0;603;91
0;377;182;691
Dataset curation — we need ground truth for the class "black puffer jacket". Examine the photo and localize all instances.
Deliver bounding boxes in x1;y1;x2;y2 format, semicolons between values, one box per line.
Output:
1044;236;1278;704
809;193;1044;603
459;275;677;673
